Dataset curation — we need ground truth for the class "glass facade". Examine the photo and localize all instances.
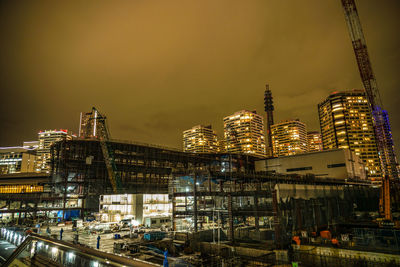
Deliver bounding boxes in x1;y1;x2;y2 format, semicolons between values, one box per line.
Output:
271;120;308;157
0;147;37;174
37;130;74;172
223;110;266;158
307;131;323;152
183;125;218;153
318;90;381;181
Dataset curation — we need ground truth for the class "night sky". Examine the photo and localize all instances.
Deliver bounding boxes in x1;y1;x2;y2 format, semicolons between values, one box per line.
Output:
1;0;399;155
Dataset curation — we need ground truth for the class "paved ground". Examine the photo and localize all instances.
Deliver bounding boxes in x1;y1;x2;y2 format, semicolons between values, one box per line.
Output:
0;238;17;265
0;224;151;264
45;225;133;253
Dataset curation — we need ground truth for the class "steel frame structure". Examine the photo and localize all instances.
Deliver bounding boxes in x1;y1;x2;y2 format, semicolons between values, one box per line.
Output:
50;139;258;213
0;174;83;222
170;171;378;248
0;138;390;232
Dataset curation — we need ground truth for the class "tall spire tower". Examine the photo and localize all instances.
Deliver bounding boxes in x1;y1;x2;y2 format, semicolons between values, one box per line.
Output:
264;84;274;157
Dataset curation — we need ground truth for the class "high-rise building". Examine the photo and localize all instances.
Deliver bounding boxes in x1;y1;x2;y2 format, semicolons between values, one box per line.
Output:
37;129;74;172
183;125;218;153
0;146;38;174
318;90;381;181
216;139;227;153
271;119;308;157
307;131;323;152
23;141;39;150
223;110;266;158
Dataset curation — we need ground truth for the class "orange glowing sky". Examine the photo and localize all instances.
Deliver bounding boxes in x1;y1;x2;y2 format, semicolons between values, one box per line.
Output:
1;0;399;155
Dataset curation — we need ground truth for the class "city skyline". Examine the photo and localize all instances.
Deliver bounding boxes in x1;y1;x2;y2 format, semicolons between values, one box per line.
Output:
0;1;399;263
0;0;399;157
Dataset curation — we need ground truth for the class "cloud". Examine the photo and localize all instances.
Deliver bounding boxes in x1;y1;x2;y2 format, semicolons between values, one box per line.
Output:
0;0;399;157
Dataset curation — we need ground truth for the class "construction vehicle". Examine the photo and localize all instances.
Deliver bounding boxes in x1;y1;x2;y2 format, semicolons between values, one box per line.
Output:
81;107;121;193
340;0;399;224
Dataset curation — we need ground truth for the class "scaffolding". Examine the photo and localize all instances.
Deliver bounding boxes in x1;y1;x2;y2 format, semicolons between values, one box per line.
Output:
170;170;379;248
50;139;259;215
0;173;82;223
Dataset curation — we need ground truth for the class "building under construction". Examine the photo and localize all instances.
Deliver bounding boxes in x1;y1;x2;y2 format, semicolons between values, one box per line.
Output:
50;139;258;212
170;170;378;242
168;170;400;266
47;137;400;266
0;173;74;223
1;139;399;265
0;107;398;266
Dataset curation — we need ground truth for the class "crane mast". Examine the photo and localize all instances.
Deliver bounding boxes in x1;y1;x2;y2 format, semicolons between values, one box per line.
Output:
341;0;399;220
341;0;381;109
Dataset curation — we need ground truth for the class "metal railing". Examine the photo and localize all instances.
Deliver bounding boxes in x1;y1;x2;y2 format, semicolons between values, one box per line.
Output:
2;232;159;267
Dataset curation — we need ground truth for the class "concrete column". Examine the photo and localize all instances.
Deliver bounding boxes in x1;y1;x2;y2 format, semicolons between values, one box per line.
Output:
254;181;261;230
296;199;302;230
172;190;176;231
33;200;38;221
80;198;85;219
254;198;259;230
272;189;281;249
18;201;22;221
228;194;234;243
193;174;198;233
135;194;143;224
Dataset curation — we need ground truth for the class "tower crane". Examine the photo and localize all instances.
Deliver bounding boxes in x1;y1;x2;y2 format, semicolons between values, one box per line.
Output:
340;0;399;221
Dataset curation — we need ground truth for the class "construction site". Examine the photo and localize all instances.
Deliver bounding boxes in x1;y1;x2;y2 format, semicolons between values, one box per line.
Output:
1;113;400;266
1;0;400;266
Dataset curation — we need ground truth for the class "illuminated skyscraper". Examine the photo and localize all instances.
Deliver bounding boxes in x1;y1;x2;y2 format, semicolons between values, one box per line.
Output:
307;131;323;152
271;119;308;157
0;146;37;174
216;139;227;153
318;90;381;180
183;125;218;153
37;129;74;172
223;110;266;158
